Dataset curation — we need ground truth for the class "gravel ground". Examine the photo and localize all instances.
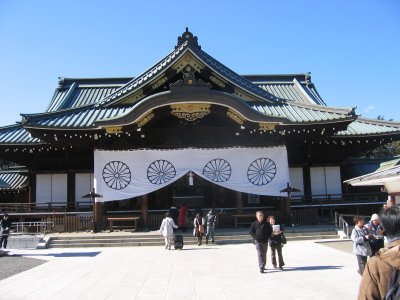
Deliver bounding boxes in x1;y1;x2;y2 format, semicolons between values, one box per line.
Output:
0;254;46;281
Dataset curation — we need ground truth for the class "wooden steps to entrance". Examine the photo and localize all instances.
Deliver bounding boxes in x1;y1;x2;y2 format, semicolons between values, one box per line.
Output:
46;225;340;248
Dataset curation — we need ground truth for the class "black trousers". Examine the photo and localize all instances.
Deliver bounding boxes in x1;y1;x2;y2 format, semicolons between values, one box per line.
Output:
0;235;8;249
270;244;285;267
255;241;268;270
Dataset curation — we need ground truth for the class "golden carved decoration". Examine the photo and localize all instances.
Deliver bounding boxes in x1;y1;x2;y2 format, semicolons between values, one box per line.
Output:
105;126;123;134
226;109;244;125
170;103;211;122
152;76;168;89
172;53;204;73
258;122;277;131
137;112;154;128
210;74;226;88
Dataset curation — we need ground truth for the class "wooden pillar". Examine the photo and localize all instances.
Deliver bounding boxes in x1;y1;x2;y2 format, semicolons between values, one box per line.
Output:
67;172;75;211
141;194;149;228
93;201;102;232
236;192;243;214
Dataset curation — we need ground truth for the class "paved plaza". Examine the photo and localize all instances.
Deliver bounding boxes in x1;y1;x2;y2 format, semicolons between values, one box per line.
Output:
0;240;360;300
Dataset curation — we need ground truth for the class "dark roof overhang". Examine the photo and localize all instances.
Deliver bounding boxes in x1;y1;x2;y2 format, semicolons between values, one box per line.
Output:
95;83;287;129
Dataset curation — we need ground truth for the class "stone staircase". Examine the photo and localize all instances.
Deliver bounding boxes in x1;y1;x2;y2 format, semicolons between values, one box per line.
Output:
46;225;340;248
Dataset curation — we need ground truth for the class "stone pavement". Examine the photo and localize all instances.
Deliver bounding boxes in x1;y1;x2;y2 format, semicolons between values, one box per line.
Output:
0;240;360;300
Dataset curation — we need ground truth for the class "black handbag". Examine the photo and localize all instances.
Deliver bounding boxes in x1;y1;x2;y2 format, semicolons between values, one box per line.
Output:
281;233;287;244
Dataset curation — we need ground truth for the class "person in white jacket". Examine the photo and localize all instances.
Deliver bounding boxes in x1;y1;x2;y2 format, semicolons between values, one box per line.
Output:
160;212;178;250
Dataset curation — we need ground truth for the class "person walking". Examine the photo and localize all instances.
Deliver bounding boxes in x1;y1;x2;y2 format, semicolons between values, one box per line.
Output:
267;215;285;270
351;216;372;275
249;211;272;273
159;212;178;250
206;209;217;244
169;206;179;232
193;212;205;246
178;203;188;232
366;213;385;257
358;206;400;299
0;213;11;249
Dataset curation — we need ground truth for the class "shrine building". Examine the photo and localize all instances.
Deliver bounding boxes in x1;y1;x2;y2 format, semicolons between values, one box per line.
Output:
1;29;399;229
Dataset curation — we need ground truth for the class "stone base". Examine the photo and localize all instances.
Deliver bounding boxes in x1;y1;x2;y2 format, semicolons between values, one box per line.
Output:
6;235;43;249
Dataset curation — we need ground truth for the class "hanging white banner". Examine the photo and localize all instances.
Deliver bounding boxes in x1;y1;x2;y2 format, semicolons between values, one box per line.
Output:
94;146;290;202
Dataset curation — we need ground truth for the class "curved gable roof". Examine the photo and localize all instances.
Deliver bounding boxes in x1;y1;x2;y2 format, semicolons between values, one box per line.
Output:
97;30;282;107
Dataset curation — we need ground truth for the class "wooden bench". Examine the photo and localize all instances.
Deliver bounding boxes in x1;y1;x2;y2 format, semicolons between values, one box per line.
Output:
232;214;255;227
107;217;140;232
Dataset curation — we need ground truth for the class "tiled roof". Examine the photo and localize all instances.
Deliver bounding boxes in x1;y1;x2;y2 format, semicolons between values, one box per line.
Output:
345;164;400;186
24;106;133;129
243;74;326;106
98;42;190;105
336;117;400;136
344;162;381;179
0;171;29;190
46;78;131;112
98;41;281;107
342;157;398;179
0;178;10;189
252;102;353;123
195;49;280;102
0;125;42;144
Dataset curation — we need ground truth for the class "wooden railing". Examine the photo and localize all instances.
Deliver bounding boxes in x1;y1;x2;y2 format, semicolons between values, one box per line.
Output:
290;192;387;205
0;201;92;213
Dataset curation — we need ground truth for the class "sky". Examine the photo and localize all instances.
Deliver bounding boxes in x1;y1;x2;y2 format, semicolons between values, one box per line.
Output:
0;0;399;127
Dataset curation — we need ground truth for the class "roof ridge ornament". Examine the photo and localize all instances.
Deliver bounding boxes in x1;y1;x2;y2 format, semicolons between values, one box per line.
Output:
176;27;201;50
170;66;211;88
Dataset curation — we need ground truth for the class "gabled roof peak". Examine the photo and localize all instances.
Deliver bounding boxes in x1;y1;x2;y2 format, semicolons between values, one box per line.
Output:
176;27;201;50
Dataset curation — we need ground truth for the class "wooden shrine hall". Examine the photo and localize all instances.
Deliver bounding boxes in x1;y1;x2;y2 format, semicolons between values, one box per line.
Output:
1;28;400;230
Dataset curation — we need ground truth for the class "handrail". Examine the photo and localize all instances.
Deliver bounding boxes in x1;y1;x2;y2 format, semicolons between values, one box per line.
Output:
337;213;350;239
11;221;53;236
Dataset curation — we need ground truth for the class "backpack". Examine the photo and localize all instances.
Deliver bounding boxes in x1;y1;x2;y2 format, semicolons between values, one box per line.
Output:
384;268;400;300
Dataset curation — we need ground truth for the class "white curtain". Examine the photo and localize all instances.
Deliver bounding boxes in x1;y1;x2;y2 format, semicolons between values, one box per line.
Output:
94;146;290;202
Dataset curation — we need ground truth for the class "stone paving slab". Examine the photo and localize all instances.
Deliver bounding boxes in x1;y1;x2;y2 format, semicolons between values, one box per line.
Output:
0;240;360;300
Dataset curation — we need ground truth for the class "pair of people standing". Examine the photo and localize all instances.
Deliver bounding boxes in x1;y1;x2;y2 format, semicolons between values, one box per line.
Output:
193;209;218;246
249;211;285;273
351;213;385;275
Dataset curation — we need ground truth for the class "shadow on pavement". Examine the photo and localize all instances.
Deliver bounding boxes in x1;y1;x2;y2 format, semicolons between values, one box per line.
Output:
269;265;344;272
12;251;101;258
179;247;219;251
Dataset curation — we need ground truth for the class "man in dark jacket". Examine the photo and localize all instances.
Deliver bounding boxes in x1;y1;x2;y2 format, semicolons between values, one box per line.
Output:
0;213;11;249
249;211;272;273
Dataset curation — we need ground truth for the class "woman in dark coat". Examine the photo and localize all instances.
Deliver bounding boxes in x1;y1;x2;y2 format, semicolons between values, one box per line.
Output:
193;213;205;246
267;215;285;270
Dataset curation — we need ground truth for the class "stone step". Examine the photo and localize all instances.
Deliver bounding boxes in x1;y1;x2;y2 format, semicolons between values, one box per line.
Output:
48;230;338;241
47;230;340;248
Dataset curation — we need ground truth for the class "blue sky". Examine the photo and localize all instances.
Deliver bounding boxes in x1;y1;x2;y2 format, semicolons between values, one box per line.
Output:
0;0;399;127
